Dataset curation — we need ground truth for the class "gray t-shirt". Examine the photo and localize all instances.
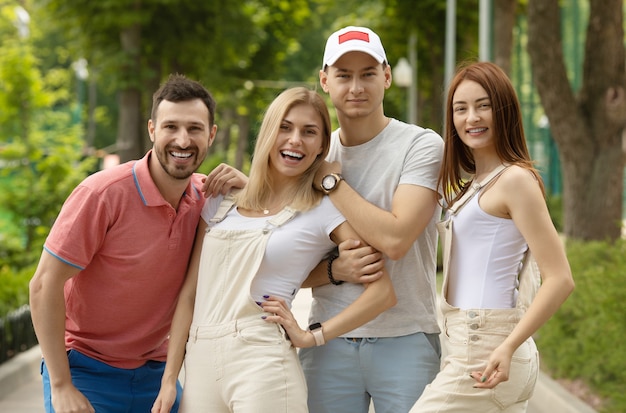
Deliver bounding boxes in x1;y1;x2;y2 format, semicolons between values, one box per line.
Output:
309;118;443;337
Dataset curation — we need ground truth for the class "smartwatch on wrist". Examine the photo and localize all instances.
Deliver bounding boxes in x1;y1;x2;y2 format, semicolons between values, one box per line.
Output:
308;322;325;346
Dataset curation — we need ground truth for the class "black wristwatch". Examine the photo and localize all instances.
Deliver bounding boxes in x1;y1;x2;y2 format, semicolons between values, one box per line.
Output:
320;173;343;194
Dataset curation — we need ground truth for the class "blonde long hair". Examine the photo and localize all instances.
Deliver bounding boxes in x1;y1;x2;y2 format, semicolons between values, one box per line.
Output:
235;87;332;212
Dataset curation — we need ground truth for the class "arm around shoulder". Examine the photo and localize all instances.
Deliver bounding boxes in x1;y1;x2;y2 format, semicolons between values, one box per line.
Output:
202;163;248;198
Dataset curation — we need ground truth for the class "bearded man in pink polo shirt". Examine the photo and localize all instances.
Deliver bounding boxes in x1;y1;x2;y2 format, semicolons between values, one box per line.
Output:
29;74;245;413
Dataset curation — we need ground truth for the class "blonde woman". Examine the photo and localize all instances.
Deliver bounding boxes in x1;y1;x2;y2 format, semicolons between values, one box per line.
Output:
152;87;396;413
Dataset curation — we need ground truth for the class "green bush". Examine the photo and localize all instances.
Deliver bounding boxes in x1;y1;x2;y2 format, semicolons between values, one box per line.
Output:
535;239;626;412
546;192;563;232
0;263;34;316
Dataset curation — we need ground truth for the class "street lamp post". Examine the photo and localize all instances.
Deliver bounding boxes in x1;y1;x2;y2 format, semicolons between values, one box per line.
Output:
393;57;414;124
71;58;89;133
13;6;30;39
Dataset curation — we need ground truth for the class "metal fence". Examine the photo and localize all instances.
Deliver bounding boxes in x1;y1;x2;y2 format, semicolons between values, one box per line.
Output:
0;305;38;364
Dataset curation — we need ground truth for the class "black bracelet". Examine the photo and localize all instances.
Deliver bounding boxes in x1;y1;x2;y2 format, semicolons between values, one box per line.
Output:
327;254;344;285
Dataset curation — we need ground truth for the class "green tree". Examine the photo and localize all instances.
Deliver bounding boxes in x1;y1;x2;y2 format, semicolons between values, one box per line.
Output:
42;0;314;164
0;1;96;267
376;0;481;131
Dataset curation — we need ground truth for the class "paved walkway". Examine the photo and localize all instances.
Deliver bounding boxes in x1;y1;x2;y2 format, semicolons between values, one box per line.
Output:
0;289;597;412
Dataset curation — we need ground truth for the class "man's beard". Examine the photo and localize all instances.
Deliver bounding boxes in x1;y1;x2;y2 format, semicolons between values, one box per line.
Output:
155;146;202;180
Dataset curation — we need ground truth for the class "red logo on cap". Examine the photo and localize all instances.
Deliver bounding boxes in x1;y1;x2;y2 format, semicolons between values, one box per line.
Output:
338;31;370;44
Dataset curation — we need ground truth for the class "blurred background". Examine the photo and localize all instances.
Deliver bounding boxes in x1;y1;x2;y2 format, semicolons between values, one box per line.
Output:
1;1;625;411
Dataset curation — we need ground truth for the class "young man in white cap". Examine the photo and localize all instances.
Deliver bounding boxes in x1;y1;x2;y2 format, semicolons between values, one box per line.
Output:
299;26;444;412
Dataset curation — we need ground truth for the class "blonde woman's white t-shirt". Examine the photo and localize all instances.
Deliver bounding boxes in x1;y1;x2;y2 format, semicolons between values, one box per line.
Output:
201;195;344;307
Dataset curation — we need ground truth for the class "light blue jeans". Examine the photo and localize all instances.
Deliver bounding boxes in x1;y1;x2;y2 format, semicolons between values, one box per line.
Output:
299;332;441;413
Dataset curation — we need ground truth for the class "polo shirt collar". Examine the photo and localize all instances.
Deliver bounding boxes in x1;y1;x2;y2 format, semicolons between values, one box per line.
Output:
132;150;202;207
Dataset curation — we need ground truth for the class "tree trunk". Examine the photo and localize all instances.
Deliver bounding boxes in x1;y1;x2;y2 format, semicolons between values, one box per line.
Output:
143;64;162;154
235;114;249;171
493;0;517;75
216;108;234;155
116;23;143;162
116;88;142;162
86;75;97;149
527;0;626;241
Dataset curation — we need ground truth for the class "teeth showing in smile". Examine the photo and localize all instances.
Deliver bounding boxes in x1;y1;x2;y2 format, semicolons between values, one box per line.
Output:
171;151;192;159
281;150;303;159
468;128;487;134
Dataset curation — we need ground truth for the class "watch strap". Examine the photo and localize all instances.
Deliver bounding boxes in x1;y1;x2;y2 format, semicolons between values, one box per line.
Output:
309;323;325;346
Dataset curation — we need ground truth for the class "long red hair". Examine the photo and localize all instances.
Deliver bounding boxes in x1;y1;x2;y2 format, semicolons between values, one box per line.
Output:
439;61;544;207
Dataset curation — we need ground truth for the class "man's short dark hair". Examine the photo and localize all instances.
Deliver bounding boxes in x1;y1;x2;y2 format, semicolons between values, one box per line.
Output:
151;74;216;125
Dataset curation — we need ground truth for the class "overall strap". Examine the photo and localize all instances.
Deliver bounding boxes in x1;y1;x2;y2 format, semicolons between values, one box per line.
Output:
265;207;297;230
208;194;237;225
447;164;509;216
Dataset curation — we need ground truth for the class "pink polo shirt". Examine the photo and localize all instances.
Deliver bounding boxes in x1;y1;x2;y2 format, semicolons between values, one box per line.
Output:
44;150;205;368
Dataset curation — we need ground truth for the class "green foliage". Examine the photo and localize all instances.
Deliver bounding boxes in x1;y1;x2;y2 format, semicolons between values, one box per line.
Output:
0;263;35;316
535;239;626;412
0;0;96;285
546;192;563;232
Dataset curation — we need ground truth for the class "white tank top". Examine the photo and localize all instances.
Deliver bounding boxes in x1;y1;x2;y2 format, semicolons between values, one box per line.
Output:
447;188;528;309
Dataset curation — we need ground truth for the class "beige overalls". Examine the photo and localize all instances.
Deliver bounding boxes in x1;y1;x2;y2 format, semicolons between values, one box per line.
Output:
412;167;540;412
180;198;308;413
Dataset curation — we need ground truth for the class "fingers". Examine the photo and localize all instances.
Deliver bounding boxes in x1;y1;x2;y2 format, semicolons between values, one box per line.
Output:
337;238;361;253
207;165;230;196
260;296;299;331
470;368;509;389
259;296;291;319
151;394;174;413
357;272;384;283
472;347;513;389
332;241;385;284
203;164;239;198
353;252;384;283
359;250;384;268
259;295;313;347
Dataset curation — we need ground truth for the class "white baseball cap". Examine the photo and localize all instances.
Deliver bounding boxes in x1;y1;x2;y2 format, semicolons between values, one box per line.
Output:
322;26;388;69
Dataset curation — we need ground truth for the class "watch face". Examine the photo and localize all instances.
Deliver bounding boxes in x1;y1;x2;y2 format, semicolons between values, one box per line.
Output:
322;175;336;191
309;322;322;330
